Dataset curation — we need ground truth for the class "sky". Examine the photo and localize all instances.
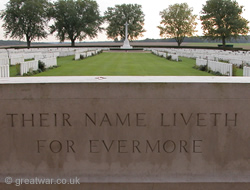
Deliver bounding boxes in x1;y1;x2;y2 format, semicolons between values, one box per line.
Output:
0;0;250;42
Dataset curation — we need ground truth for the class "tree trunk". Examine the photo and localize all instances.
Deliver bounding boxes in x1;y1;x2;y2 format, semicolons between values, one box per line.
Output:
176;36;184;47
175;38;181;47
71;40;75;47
26;35;31;48
222;35;226;48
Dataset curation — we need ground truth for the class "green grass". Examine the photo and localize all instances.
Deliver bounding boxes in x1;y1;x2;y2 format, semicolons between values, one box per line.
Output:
10;52;243;76
10;64;20;77
235;68;243;76
32;52;213;76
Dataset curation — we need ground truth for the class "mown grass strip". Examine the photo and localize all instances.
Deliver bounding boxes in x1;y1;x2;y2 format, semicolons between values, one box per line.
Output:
32;52;214;76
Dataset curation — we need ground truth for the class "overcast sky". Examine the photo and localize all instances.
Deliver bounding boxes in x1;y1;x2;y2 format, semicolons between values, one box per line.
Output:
0;0;250;42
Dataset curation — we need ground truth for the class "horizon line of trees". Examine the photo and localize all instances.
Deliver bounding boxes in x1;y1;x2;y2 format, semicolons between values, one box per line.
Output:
1;0;249;47
2;34;250;45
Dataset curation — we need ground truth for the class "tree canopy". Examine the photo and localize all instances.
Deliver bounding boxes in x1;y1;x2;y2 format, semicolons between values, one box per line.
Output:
158;3;197;46
0;0;50;47
104;4;146;41
50;0;102;46
200;0;249;47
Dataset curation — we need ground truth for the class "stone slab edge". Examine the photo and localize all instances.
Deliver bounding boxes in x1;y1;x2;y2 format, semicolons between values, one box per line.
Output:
0;76;250;84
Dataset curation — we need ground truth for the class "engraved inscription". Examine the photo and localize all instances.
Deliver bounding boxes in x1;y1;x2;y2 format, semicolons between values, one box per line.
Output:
4;112;239;155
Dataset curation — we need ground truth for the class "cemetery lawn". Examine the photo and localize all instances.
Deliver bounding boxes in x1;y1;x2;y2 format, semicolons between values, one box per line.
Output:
31;52;214;76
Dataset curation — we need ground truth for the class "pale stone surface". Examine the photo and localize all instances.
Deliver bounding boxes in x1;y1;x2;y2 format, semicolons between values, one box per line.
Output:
1;76;250;84
121;22;132;49
0;77;249;189
120;38;133;49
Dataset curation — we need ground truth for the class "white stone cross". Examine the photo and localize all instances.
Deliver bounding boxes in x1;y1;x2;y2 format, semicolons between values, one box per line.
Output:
124;22;129;40
121;21;132;49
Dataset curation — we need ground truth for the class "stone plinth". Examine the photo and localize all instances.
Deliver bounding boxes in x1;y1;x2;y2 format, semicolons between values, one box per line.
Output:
120;39;133;49
0;76;249;189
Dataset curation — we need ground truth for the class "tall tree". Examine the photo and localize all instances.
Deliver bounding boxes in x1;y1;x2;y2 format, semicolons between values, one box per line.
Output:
200;0;249;47
0;0;50;48
50;0;102;47
104;4;146;41
158;3;197;47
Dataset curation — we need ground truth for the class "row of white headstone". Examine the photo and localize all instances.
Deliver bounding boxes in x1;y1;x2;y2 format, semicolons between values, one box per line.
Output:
0;47;107;65
243;66;250;76
74;49;106;60
0;57;9;65
0;65;9;77
150;49;179;61
196;58;233;76
20;60;39;75
208;60;233;76
153;48;250;67
196;58;207;67
20;57;57;76
146;48;250;77
0;47;108;77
